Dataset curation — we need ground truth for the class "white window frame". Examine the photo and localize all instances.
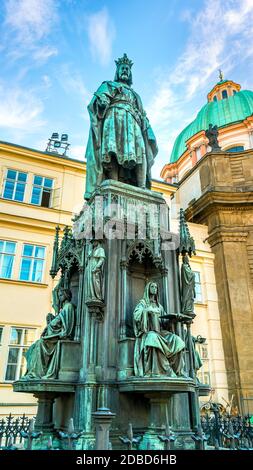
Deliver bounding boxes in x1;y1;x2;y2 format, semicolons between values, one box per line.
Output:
30;175;54;208
19;244;46;283
193;271;203;303
2;168;28;202
0;240;17;279
4;327;36;382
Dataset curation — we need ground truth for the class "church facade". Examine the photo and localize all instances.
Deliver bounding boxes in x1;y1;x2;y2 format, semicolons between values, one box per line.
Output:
161;76;253;414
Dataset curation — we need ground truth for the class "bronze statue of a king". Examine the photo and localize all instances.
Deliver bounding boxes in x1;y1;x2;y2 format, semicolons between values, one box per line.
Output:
84;53;158;199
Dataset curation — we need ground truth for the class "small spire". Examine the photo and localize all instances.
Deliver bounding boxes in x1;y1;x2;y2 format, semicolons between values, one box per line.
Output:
218;69;224;81
50;225;60;278
178;208;196;257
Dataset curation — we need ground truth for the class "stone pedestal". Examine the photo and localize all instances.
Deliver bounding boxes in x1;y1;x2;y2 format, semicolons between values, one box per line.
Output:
14;181;202;449
34;392;56;432
92;407;116;450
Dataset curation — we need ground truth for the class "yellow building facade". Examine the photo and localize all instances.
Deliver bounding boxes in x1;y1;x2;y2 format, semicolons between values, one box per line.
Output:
0;141;85;416
0;141;228;417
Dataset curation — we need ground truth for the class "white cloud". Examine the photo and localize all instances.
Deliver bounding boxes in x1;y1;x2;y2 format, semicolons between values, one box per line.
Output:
33;46;58;63
3;0;58;63
69;145;86;161
5;0;57;43
87;8;115;66
58;66;91;107
42;75;52;88
0;85;45;131
147;0;253;179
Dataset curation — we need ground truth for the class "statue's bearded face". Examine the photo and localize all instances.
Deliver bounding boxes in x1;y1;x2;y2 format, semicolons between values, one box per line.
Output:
118;63;130;82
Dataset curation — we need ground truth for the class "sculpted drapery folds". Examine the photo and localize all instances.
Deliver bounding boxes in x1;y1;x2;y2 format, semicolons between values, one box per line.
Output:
84;53;158;199
133;282;185;378
85;240;106;302
21;288;75;380
181;254;195;316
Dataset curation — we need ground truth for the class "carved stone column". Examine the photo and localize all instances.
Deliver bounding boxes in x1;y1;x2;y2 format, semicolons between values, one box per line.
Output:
120;255;127;339
186;150;253;412
86;300;105;380
208;229;251;412
92;407;116;450
34;392;56;432
75;266;85;341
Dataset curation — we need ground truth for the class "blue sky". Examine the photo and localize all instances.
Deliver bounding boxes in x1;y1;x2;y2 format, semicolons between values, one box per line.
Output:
1;0;253;179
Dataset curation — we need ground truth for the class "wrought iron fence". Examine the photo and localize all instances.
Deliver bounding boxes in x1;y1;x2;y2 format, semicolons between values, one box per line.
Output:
0;413;33;449
1;411;253;450
201;412;253;449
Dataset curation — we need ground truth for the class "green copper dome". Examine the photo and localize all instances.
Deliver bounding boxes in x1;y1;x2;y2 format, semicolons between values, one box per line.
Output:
170;89;253;163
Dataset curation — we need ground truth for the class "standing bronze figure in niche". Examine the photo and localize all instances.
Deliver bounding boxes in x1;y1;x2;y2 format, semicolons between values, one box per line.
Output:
181;253;196;317
85;240;106;302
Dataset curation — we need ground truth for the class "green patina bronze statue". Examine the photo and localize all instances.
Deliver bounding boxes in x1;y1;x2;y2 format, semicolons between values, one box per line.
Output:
85;53;158;199
85;240;106;302
133;282;185;377
192;336;204;374
181;254;195;316
21;288;75;380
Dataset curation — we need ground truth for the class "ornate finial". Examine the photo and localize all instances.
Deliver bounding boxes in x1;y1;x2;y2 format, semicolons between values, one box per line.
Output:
115;53;133;68
218;69;224;81
178;209;196;257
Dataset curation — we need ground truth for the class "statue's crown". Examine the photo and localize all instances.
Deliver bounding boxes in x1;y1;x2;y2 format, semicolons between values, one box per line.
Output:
115;53;133;68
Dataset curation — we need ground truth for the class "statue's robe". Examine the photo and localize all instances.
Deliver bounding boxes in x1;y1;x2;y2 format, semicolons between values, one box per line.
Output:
85;244;105;301
181;262;195;315
84;80;158;199
133;296;185;377
22;302;75;380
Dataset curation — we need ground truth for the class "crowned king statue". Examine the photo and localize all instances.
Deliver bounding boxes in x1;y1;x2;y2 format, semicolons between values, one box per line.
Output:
84;53;158;199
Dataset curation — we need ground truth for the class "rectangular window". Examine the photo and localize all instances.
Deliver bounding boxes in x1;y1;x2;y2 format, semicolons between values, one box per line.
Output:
222;89;228;99
2;169;27;202
196;343;210;385
203;371;211;385
201;345;209;360
19;244;45;282
5;327;36;381
194;271;202;303
0;240;16;279
30;175;53;207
